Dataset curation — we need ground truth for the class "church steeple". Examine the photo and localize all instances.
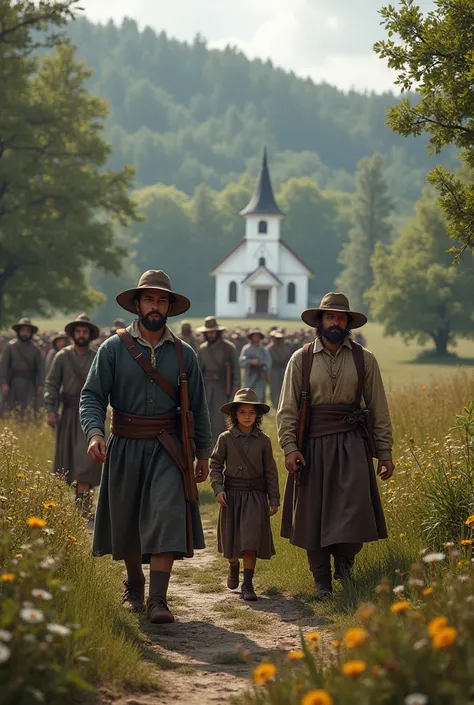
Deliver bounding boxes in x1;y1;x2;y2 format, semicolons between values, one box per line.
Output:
240;147;285;217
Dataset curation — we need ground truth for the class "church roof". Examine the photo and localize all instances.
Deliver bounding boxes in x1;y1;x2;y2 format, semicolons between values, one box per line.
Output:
241;264;282;286
240;148;286;217
209;238;314;276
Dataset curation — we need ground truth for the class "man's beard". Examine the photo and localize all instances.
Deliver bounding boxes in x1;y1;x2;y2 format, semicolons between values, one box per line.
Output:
18;334;32;343
321;325;348;344
74;337;90;348
204;332;220;344
140;310;167;332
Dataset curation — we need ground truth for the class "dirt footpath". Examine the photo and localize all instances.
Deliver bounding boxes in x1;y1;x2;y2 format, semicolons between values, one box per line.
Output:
101;521;330;705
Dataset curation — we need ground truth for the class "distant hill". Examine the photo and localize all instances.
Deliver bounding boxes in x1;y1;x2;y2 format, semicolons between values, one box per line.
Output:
66;17;453;213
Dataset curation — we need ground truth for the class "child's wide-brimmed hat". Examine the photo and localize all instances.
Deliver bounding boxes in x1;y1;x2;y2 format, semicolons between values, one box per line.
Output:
221;387;270;415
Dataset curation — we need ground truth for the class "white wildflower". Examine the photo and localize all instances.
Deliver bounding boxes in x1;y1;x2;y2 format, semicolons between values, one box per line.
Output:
458;575;469;583
20;607;44;624
47;624;71;637
413;639;428;651
0;643;11;664
422;552;445;564
39;557;55;569
405;695;428;705
31;589;53;601
466;595;474;603
408;578;424;588
393;585;405;594
444;542;454;548
0;496;7;502
43;528;55;536
0;630;12;642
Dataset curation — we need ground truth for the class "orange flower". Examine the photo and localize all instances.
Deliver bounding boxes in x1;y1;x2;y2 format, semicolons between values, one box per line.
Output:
301;690;333;705
253;663;276;685
16;473;25;478
0;573;14;583
342;660;366;678
465;515;474;527
423;587;434;597
68;535;78;542
344;627;369;649
432;627;458;649
391;601;410;614
26;517;46;528
43;502;57;510
305;632;321;645
287;650;305;661
331;640;342;649
428;616;448;637
461;539;472;546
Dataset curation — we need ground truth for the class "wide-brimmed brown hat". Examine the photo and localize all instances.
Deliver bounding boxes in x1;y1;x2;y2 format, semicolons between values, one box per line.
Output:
247;328;265;340
196;316;225;333
301;292;367;330
50;330;69;345
12;317;39;335
116;270;190;317
221;388;270;415
65;314;100;341
270;328;286;339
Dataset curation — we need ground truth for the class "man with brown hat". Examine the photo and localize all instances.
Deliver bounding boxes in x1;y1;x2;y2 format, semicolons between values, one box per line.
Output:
239;329;272;403
0;317;44;418
197;316;240;444
44;315;102;518
266;329;292;408
45;331;69;379
277;292;394;597
80;270;212;624
180;321;199;354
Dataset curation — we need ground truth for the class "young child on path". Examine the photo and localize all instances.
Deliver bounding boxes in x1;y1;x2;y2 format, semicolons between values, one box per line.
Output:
210;388;280;601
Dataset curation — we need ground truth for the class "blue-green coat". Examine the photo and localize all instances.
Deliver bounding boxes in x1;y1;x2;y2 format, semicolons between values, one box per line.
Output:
80;325;212;562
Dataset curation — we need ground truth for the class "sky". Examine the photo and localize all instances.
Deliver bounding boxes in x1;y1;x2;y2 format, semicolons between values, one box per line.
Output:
78;0;435;94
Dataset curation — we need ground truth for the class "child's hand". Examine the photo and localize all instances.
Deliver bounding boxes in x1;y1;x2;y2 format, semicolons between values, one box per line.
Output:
216;491;227;508
269;505;279;516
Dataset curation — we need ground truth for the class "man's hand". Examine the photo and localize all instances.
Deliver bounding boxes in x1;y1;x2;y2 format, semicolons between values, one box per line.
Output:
251;360;260;367
377;460;394;481
269;505;279;516
216;491;227;508
285;450;305;473
1;384;10;398
194;458;209;483
88;434;107;463
47;412;57;429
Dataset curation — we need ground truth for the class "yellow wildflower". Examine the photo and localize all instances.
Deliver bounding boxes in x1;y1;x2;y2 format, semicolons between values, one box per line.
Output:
390;601;410;614
428;616;448;637
399;533;406;538
287;650;305;661
344;627;369;649
26;517;46;528
421;385;427;391
43;502;57;510
461;539;472;546
305;632;321;644
465;515;474;527
342;660;366;678
301;690;333;705
423;587;434;597
432;627;458;649
331;640;341;649
68;535;78;543
253;663;276;685
16;488;23;493
0;573;14;583
16;473;25;478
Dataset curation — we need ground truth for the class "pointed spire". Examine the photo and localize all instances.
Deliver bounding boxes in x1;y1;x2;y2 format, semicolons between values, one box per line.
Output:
240;147;285;217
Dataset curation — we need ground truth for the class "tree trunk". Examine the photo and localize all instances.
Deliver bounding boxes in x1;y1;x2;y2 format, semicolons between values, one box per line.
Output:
432;331;449;357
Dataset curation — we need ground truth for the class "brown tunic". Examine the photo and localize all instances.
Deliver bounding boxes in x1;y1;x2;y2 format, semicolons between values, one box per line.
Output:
0;338;44;417
266;341;293;408
198;339;240;444
277;337;391;551
44;346;101;486
210;427;280;559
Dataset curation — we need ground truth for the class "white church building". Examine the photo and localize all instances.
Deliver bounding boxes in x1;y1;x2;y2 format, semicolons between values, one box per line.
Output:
210;149;313;319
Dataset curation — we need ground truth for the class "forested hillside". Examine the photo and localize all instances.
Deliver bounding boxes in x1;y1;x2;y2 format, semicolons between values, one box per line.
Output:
66;17;452;211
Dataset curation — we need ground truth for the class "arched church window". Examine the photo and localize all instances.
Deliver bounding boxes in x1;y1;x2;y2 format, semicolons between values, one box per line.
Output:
287;282;296;304
229;281;237;302
258;220;267;234
259;257;266;266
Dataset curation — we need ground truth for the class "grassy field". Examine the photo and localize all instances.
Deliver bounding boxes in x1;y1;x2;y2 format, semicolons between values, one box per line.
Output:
13;316;474;387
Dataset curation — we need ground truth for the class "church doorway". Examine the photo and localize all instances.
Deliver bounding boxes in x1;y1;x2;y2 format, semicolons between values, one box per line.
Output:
255;289;269;314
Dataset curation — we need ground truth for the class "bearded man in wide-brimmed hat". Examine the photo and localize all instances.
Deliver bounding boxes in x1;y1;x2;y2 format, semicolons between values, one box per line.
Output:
266;329;292;408
44;314;102;518
197;316;240;444
239;328;272;403
80;270;212;624
45;331;69;379
0;317;44;419
277;293;394;598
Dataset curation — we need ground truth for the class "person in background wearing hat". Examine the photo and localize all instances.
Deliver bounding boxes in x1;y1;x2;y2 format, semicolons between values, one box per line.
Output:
45;331;69;379
266;329;293;408
44;315;102;519
0;317;44;419
80;270;212;625
197;316;240;445
109;318;126;338
277;293;394;598
210;388;280;601
179;321;199;354
239;329;272;403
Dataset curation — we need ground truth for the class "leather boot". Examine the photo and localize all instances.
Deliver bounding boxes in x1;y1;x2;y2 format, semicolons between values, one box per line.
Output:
227;561;240;590
312;567;332;600
122;579;145;612
334;556;355;582
146;596;175;624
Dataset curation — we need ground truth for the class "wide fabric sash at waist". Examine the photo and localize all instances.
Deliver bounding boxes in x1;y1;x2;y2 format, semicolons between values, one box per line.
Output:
110;409;178;438
204;372;221;382
308;404;370;438
224;476;266;492
61;392;80;409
